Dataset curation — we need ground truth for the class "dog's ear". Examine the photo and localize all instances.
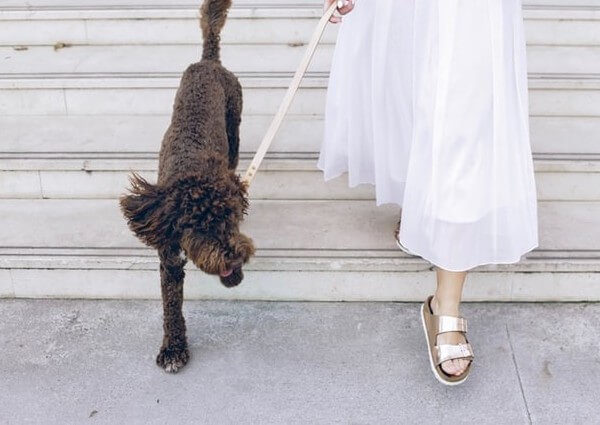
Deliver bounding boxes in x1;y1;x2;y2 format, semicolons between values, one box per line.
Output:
176;170;249;232
119;173;173;248
215;171;250;226
229;231;255;263
181;230;224;274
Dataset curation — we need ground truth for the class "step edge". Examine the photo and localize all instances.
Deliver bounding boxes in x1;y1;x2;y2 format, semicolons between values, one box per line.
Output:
1;73;599;90
4;266;600;302
1;248;599;273
1;153;599;172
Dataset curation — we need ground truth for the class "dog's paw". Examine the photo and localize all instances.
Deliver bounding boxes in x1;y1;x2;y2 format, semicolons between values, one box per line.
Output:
156;345;190;373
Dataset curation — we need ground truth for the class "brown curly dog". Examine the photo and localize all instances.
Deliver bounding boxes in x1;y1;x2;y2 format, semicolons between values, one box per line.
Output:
120;0;255;373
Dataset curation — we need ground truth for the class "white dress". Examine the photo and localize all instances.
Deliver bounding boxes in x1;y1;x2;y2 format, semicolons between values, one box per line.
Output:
317;0;539;271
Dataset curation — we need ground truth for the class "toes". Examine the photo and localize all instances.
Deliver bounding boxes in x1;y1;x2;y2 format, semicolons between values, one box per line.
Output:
448;359;458;376
462;359;472;373
451;359;463;376
453;360;463;376
453;359;470;376
441;360;457;376
434;329;472;378
441;359;469;377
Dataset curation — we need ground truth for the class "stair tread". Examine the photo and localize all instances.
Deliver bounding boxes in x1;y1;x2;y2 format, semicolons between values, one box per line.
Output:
1;0;598;301
3;47;597;77
2;79;598;117
0;199;598;251
1;115;597;156
1;74;599;88
1;246;600;273
2;153;600;171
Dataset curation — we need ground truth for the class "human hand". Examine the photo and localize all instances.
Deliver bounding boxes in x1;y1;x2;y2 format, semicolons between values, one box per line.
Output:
324;0;355;24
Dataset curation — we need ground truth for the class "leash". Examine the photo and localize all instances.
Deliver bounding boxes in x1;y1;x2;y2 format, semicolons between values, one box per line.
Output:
243;1;341;184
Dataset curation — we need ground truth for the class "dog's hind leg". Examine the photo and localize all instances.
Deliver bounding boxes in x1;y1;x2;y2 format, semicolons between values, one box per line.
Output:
225;78;243;170
156;246;190;373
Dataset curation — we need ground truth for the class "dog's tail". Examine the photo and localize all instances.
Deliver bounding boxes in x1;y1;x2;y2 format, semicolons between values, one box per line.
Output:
200;0;232;61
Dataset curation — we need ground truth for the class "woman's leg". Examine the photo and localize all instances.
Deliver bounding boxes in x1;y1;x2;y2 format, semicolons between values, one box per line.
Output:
432;268;470;376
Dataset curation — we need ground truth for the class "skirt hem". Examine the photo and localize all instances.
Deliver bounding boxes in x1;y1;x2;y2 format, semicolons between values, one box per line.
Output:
399;240;540;272
317;165;406;207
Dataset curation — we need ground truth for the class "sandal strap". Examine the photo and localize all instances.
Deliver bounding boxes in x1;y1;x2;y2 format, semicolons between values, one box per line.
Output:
435;343;474;365
433;315;468;334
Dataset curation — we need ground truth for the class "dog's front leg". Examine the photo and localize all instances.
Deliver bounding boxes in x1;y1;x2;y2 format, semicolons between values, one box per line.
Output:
156;247;189;373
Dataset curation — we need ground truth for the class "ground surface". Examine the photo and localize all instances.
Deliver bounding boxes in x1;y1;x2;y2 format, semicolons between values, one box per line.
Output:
1;300;598;425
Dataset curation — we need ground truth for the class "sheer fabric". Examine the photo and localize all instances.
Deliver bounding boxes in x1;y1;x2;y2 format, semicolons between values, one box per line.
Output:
317;0;539;271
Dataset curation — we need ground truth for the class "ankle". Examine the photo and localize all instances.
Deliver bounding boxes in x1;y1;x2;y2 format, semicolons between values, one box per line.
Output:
431;295;461;317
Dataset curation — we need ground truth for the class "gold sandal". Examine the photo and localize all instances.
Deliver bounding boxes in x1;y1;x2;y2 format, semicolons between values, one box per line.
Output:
421;295;474;386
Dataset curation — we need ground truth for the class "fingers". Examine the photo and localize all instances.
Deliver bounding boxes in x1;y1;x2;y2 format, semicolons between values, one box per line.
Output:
325;0;355;24
328;1;342;24
338;0;355;15
324;1;339;23
329;12;342;24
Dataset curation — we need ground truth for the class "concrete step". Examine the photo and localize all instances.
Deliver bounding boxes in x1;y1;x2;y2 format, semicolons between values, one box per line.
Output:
5;44;599;76
2;3;599;47
1;75;599;155
2;246;599;301
1;153;600;201
3;75;599;117
1;198;599;253
1;13;599;76
0;199;599;300
1;3;599;82
2;1;599;301
2;111;599;155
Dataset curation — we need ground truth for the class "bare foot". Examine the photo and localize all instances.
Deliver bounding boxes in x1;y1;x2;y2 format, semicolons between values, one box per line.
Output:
430;296;471;376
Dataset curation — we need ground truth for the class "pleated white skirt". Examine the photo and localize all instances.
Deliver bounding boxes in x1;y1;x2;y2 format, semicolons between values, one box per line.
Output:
317;0;539;271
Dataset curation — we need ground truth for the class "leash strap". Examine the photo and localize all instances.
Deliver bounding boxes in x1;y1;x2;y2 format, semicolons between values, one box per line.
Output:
243;1;340;184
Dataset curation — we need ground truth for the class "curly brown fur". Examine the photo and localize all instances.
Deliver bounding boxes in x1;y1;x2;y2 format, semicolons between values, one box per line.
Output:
201;0;231;61
156;246;189;373
119;0;254;373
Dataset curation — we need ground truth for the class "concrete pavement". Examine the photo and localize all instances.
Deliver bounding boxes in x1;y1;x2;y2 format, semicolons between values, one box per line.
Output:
1;300;598;424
